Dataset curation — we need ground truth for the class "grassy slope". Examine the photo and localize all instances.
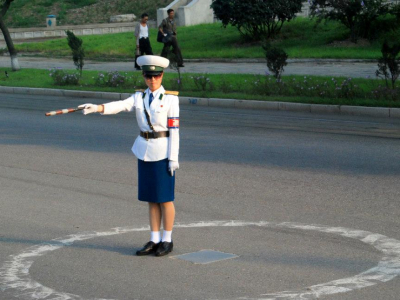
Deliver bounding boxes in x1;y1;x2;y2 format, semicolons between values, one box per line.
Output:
4;0;170;27
5;0;97;27
14;18;400;59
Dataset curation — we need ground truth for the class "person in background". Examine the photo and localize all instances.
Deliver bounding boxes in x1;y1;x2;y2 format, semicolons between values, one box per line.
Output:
159;9;184;67
135;13;153;70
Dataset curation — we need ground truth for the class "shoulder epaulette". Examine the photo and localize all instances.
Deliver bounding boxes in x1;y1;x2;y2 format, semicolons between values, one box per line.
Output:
134;90;179;96
165;91;179;96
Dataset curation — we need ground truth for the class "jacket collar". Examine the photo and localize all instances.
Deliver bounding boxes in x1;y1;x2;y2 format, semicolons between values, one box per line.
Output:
145;86;165;111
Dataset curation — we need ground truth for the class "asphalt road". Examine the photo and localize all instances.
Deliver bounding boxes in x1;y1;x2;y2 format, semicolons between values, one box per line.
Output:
1;93;400;300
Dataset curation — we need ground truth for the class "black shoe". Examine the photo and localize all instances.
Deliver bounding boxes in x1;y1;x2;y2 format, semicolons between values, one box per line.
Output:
178;64;185;68
155;241;173;257
136;241;160;256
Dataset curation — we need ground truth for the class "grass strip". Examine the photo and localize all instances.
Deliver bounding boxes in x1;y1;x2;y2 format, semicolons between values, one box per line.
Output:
0;67;398;108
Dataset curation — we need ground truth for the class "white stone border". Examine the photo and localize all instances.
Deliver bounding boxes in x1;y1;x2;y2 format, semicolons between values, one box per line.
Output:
0;221;400;299
0;22;156;41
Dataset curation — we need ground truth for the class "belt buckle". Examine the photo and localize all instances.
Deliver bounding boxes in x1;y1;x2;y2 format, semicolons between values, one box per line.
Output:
144;131;149;140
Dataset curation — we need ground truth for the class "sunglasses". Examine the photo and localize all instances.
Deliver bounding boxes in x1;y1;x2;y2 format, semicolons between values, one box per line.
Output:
144;74;162;80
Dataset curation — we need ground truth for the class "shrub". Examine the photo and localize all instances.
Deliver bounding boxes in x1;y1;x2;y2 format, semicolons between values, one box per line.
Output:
167;78;182;91
244;75;380;100
94;71;127;87
49;69;80;86
130;73;141;88
376;40;400;88
211;0;302;40
219;78;232;93
371;85;399;101
191;75;214;92
310;0;395;42
263;42;288;80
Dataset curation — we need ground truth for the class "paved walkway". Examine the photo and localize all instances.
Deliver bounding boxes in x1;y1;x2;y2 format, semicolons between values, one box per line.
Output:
0;56;379;78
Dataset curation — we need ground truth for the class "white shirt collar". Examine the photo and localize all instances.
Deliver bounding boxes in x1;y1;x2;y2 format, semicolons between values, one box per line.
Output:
146;86;165;101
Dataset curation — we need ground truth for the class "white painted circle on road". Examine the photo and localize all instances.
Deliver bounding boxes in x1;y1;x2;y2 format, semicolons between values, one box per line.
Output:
1;221;400;299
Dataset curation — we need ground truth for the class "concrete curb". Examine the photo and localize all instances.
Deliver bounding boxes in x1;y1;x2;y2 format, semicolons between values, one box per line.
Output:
340;106;390;118
181;96;398;118
1;86;398;119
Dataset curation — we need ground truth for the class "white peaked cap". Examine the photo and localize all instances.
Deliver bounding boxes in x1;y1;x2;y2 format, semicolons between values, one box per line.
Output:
137;55;170;69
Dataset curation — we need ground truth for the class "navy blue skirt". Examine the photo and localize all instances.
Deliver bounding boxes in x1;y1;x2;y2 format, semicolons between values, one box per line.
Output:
138;158;175;203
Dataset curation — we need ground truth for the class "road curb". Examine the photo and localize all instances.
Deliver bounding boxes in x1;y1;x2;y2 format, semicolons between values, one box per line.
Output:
1;86;399;118
340;106;390;118
390;108;400;118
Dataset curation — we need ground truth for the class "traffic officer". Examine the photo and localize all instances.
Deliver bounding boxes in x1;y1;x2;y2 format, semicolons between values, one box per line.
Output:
78;55;179;257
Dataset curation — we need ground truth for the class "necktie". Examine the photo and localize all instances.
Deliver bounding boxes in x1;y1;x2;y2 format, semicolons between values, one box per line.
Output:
149;93;154;106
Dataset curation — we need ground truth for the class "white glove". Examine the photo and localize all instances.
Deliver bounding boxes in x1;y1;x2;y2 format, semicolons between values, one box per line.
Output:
164;33;167;37
78;103;98;115
169;161;179;176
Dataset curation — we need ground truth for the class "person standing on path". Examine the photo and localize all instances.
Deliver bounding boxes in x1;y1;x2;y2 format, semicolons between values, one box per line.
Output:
134;13;153;70
159;9;184;67
78;55;180;257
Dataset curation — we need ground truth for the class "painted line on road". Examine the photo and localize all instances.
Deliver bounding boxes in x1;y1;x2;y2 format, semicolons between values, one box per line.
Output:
0;221;400;299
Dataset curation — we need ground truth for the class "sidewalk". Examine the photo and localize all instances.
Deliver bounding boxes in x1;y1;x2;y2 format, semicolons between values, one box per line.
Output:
0;56;378;79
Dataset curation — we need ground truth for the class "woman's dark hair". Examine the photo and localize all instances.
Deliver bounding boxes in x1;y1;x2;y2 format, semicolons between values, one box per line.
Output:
167;9;174;14
141;13;149;19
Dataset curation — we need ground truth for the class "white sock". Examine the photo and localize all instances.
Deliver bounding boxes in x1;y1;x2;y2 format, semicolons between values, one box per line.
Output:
162;230;172;242
150;231;161;243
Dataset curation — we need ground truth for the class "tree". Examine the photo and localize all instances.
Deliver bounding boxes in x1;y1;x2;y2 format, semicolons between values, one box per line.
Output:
0;0;20;71
310;0;393;43
66;30;85;75
211;0;303;41
376;40;400;89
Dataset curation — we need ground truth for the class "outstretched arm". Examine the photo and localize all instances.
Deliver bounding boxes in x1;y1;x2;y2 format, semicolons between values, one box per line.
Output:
79;95;136;115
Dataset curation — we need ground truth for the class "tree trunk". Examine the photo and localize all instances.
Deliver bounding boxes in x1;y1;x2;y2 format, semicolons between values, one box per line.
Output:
0;16;20;71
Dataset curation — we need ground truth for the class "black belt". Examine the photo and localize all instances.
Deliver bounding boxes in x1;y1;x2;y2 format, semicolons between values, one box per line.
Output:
140;131;169;140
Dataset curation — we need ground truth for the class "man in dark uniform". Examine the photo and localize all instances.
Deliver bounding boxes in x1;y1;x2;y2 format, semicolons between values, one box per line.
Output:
159;9;184;67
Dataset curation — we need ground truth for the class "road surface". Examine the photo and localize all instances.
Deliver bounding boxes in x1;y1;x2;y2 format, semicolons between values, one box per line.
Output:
0;93;399;299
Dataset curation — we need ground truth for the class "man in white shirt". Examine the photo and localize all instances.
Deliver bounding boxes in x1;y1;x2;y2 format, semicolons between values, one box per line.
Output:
134;13;153;70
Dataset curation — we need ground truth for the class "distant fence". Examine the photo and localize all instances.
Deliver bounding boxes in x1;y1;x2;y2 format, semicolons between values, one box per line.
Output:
0;21;157;41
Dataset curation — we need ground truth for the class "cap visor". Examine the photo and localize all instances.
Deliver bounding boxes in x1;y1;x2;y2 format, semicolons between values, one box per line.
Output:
143;71;163;76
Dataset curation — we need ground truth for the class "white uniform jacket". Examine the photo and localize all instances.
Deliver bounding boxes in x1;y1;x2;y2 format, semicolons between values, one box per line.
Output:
102;86;179;162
